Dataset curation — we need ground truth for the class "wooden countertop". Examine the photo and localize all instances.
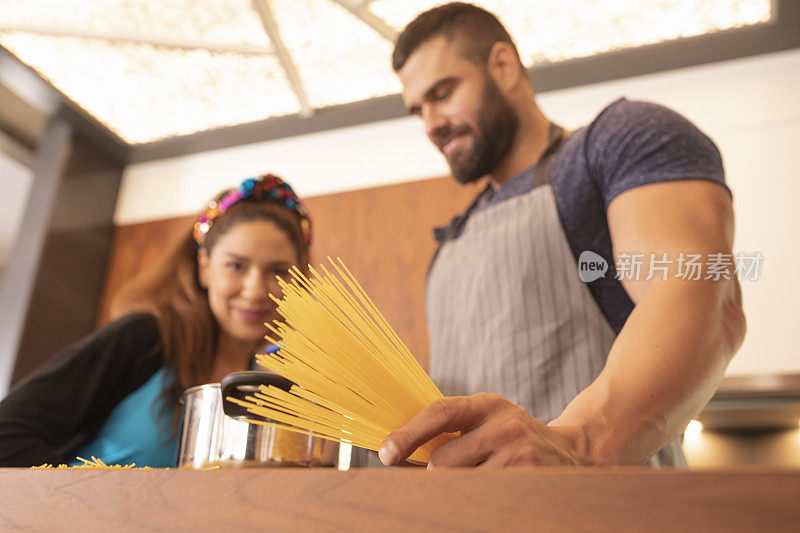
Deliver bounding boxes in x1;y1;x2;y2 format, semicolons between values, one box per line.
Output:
1;467;798;531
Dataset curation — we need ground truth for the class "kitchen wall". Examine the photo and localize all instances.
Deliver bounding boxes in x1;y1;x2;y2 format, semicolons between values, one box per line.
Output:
0;151;33;390
0;152;33;392
116;48;800;377
0;152;33;276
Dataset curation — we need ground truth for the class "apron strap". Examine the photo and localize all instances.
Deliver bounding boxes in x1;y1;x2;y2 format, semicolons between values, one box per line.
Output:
433;122;565;245
432;183;493;243
533;122;565;188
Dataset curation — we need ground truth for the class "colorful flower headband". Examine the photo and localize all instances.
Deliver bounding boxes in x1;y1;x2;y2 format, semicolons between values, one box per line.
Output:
193;174;311;247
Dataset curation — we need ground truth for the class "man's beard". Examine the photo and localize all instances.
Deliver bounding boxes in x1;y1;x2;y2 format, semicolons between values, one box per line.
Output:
440;76;519;184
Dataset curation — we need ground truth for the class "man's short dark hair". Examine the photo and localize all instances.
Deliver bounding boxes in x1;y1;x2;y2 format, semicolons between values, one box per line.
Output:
392;2;524;72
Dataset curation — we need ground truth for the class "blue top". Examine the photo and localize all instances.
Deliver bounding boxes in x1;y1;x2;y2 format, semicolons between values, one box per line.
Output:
68;368;178;467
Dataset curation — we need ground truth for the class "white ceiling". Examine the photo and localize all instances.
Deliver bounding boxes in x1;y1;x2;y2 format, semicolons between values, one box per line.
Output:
0;0;772;144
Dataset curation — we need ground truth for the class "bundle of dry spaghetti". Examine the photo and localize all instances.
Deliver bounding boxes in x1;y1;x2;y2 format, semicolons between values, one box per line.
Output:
227;257;453;464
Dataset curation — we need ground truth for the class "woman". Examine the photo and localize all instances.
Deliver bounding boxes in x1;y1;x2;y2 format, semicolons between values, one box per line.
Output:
0;174;311;467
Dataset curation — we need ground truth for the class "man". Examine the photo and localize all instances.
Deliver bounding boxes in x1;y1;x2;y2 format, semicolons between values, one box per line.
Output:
378;3;745;467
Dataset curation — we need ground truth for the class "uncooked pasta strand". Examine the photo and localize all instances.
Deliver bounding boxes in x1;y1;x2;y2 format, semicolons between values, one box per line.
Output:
333;259;441;401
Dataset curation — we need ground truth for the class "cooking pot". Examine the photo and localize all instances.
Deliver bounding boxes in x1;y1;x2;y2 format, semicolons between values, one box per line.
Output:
177;371;356;469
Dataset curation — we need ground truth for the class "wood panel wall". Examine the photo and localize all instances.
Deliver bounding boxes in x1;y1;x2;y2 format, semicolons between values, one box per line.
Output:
98;176;483;370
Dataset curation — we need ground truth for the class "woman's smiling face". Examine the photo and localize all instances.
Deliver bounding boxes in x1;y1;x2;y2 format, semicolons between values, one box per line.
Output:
198;219;298;345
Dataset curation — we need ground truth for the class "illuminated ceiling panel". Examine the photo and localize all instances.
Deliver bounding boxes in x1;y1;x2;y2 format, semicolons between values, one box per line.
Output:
0;0;773;145
370;0;773;65
0;33;299;143
269;0;400;109
0;0;270;46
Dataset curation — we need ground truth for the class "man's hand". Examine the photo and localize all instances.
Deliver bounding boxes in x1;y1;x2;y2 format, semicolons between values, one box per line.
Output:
379;393;584;468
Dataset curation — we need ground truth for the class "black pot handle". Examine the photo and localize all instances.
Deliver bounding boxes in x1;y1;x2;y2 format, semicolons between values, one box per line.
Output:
221;371;295;419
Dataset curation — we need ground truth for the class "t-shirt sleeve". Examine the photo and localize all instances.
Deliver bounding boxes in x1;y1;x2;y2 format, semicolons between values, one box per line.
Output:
0;313;162;466
585;98;729;209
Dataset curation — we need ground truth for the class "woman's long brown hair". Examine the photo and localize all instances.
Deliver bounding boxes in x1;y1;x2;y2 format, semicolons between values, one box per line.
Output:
110;199;310;431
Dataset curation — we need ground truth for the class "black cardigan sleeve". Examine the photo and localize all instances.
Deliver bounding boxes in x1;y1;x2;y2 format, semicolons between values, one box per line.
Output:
0;313;164;466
